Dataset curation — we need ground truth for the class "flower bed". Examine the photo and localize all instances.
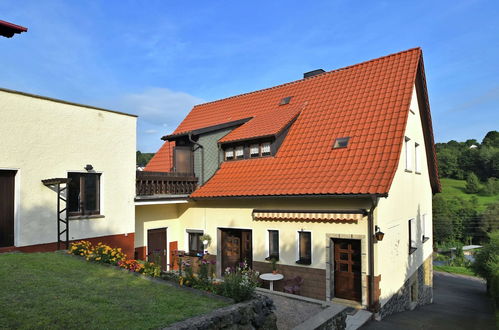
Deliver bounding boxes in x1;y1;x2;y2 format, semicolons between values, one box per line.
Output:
165;259;261;302
69;241;260;302
68;240;161;277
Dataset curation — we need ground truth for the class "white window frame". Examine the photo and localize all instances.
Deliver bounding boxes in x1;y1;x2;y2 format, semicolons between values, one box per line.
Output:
296;230;312;265
422;214;429;243
185;229;204;256
224;148;234;161
235;146;244;159
265;229;280;260
415;142;421;174
409;218;417;254
405;137;412;172
261;142;271;156
250;144;260;157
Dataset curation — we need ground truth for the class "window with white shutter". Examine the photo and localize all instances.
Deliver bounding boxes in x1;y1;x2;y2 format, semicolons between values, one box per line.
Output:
235;146;244;159
261;142;271;156
250;144;260;157
225;148;234;161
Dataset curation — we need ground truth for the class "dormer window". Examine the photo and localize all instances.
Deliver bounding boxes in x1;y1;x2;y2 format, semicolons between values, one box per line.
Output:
261;142;271;156
235;146;244;159
333;137;350;149
250;144;260;157
225;148;234;161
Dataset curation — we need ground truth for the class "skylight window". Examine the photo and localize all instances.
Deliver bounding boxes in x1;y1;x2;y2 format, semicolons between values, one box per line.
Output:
333;137;350;149
279;96;292;105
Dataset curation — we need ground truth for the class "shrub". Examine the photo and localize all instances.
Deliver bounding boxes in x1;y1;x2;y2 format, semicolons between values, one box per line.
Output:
482;178;499;196
141;261;161;277
472;230;499;312
465;172;481;194
217;261;260;302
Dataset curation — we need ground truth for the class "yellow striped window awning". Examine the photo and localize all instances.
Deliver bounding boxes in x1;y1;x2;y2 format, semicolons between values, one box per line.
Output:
252;209;367;222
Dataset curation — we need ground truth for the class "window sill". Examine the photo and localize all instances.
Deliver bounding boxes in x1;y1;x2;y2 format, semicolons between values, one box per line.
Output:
405;169;413;173
68;215;105;220
409;247;417;255
296;259;311;265
415;171;421;175
265;256;279;261
422;237;429;243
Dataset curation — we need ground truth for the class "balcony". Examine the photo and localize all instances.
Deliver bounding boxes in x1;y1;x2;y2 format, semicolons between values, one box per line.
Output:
135;171;198;200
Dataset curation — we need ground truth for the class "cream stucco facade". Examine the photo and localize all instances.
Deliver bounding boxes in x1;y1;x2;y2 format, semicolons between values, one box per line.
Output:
0;88;136;248
135;83;434;311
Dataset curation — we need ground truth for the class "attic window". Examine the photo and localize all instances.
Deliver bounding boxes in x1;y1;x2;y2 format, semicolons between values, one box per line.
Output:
279;96;292;105
225;148;234;161
235;146;244;159
333;137;350;149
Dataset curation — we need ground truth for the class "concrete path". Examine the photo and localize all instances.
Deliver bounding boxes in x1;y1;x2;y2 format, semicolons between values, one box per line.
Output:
362;271;496;330
257;289;326;329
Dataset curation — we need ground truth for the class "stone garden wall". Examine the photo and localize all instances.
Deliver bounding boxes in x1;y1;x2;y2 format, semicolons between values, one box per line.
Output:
164;295;277;330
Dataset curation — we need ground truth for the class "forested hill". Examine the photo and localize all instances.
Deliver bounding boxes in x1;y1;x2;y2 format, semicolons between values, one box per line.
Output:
434;130;499;246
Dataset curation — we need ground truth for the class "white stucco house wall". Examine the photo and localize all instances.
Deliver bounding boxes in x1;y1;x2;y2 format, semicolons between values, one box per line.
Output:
0;88;137;256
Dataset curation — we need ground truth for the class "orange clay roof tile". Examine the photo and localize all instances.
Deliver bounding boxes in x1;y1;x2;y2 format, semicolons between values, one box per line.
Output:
152;48;440;197
144;140;174;172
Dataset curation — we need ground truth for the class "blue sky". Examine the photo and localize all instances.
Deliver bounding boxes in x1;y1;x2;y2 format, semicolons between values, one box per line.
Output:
1;1;498;152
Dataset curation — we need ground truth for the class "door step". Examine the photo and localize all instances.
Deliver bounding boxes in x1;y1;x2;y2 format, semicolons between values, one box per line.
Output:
331;297;362;309
345;309;373;330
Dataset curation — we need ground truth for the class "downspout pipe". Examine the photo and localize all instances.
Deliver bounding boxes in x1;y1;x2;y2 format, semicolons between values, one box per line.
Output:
188;133;204;185
368;194;380;312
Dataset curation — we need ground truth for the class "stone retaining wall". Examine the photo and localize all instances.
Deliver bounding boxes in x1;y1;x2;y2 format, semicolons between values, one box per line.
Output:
164;295;277;330
292;304;347;330
378;255;433;319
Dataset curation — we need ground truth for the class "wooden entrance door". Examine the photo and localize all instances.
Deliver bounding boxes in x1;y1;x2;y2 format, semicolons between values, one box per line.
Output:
222;231;240;271
221;229;252;271
0;170;16;247
334;239;361;301
147;228;167;271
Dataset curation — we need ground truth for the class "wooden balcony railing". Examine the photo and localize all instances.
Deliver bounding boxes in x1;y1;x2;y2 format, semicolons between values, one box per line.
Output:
136;171;198;196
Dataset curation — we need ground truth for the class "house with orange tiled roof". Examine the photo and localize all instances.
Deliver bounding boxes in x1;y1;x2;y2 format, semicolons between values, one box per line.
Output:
134;48;440;318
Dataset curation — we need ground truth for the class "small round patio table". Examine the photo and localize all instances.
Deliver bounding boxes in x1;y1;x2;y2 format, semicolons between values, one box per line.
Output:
259;273;284;291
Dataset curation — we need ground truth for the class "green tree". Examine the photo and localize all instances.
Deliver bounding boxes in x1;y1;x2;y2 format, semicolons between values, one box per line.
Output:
482;130;499;148
480;203;499;236
465;172;481;194
136;151;155;167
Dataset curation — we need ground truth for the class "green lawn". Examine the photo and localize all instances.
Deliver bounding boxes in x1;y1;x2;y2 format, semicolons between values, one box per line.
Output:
0;252;228;329
440;178;499;211
434;264;478;277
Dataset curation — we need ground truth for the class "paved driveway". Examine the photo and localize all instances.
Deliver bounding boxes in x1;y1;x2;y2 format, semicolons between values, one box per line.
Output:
362;272;496;330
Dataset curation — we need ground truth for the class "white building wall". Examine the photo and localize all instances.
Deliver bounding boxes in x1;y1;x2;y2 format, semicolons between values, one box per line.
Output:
0;89;136;247
375;85;433;306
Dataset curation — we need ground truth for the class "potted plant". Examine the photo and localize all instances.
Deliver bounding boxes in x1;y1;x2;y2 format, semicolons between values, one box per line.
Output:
270;257;278;274
200;234;212;248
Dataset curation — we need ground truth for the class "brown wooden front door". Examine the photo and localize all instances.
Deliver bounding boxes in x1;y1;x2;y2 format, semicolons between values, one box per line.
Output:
0;170;16;247
334;239;361;301
147;228;167;271
221;229;252;271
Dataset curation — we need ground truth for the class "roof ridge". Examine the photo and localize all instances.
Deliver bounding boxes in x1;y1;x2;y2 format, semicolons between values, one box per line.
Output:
192;47;421;108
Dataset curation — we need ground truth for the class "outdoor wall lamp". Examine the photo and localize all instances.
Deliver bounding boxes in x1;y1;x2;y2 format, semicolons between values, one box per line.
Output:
84;164;93;171
374;226;385;241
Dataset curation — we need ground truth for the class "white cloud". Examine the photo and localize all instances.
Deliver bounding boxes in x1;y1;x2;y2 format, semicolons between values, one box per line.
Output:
111;87;204;152
120;87;204;128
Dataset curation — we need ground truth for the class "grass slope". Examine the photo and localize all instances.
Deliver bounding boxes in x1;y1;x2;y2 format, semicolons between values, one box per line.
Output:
440;178;499;210
0;252;227;329
434;265;477;277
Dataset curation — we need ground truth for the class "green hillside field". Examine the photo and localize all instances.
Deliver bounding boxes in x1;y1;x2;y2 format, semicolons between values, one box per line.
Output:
440;178;499;211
